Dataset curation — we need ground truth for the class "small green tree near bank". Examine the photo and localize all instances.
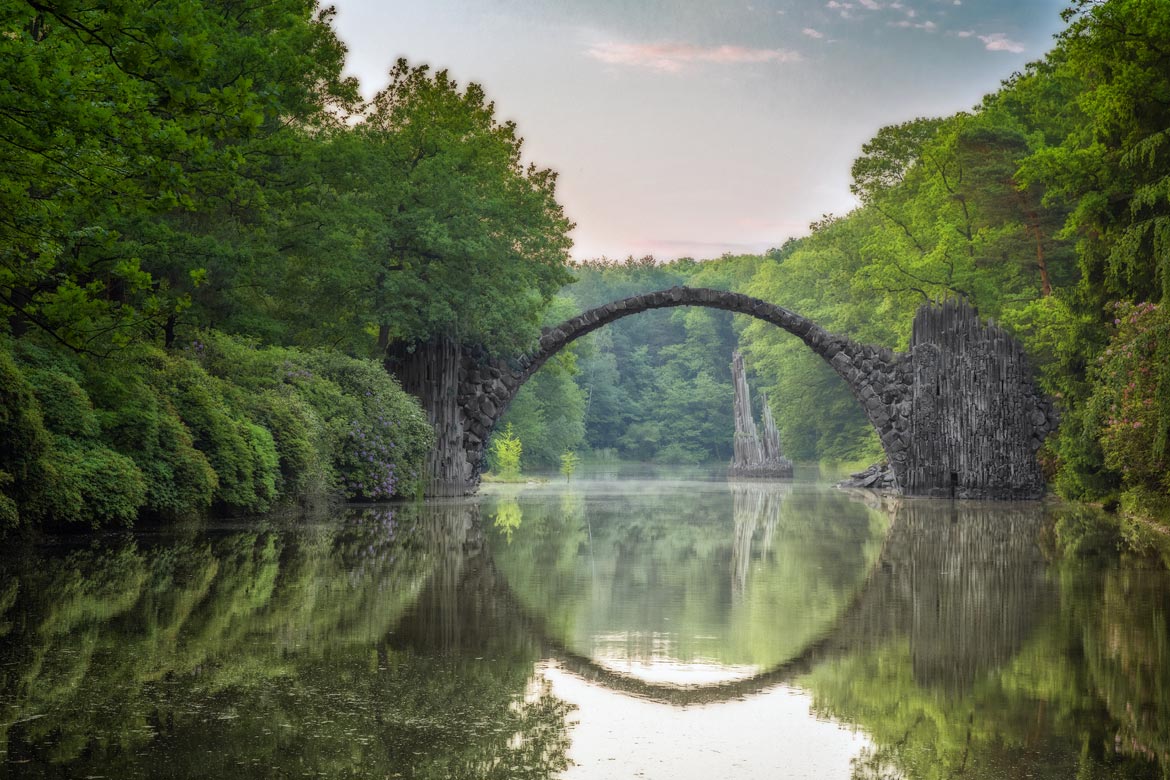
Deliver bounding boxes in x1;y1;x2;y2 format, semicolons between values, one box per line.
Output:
489;424;523;481
559;451;580;482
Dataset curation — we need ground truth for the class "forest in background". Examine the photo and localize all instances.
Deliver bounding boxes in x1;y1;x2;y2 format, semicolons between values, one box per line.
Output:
2;0;1169;529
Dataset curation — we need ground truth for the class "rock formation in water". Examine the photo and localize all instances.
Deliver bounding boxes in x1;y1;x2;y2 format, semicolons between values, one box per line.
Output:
729;351;794;479
837;461;898;492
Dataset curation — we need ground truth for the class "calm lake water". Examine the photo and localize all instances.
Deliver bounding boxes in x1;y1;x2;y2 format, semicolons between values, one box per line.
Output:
2;469;1168;779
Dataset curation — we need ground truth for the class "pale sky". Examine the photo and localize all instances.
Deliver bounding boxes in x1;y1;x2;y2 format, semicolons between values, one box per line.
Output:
328;0;1070;261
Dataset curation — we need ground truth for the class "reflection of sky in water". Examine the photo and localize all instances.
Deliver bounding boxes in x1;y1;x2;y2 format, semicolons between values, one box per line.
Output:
590;631;760;684
539;661;870;779
485;478;884;777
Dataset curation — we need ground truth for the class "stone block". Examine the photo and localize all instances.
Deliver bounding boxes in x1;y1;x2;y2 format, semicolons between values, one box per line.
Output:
830;352;852;372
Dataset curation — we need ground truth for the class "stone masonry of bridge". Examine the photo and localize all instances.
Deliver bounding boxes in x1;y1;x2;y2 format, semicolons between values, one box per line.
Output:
399;287;1056;499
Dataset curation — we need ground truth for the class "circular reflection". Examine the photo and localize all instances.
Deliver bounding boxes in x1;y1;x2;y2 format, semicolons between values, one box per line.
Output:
484;479;890;689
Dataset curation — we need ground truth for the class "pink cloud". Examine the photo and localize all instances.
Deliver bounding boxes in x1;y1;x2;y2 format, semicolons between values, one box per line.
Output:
587;41;803;72
889;19;936;31
802;27;825;39
978;33;1025;53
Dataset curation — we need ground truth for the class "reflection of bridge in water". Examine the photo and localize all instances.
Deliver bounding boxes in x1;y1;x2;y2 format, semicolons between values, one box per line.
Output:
391;490;1055;707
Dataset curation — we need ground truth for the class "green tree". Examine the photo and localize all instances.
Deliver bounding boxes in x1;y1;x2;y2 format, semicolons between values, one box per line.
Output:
1006;0;1170;505
559;451;580;481
489;423;523;480
304;60;575;357
0;0;357;352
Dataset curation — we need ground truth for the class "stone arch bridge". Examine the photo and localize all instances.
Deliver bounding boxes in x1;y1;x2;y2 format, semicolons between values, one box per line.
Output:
390;288;1056;499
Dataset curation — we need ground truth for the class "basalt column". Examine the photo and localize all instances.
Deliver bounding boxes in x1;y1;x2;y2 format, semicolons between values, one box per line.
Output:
387;338;473;497
903;299;1056;499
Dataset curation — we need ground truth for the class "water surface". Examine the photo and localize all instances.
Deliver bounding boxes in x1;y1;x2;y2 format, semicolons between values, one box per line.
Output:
1;472;1167;778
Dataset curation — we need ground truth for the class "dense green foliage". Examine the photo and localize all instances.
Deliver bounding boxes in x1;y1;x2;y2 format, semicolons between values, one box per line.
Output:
0;0;358;349
0;334;431;529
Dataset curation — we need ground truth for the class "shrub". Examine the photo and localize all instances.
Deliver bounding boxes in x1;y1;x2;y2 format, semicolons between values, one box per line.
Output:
25;369;99;439
301;351;432;500
50;441;148;527
194;332;432;501
0;330;434;533
152;357;271;512
1091;301;1170;497
249;390;328;498
0;345;53;527
85;354;218;517
245;422;280;508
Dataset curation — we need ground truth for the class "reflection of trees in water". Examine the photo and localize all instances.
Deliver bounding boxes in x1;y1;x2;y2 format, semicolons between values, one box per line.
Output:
806;500;1170;780
395;500;537;659
1051;505;1170;771
0;503;572;780
730;482;790;599
1086;567;1170;769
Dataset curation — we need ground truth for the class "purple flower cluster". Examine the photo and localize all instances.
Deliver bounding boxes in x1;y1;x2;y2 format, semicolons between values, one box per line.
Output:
342;414;399;500
281;360;314;382
339;508;405;584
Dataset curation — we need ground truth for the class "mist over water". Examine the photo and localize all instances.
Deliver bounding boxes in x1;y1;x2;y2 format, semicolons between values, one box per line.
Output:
1;469;1167;778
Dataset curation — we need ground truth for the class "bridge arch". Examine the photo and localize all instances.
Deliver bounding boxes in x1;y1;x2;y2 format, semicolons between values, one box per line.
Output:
400;288;1055;499
462;287;908;478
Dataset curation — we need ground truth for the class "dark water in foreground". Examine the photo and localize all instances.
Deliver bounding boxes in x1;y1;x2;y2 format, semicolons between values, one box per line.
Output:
2;471;1169;779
